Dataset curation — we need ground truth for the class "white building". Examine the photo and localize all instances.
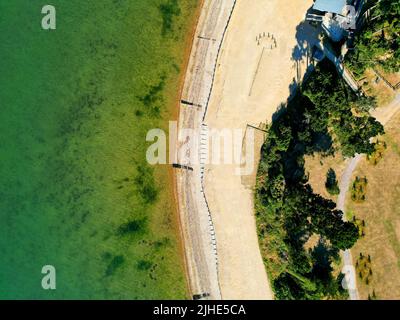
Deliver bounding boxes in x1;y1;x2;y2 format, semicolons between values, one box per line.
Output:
307;0;364;42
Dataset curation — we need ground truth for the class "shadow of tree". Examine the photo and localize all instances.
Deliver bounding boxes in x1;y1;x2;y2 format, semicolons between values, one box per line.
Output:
291;19;322;82
254;8;385;299
310;238;340;282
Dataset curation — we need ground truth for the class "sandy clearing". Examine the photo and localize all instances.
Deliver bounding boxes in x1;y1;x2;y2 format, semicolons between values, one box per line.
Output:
204;0;317;300
371;93;400;125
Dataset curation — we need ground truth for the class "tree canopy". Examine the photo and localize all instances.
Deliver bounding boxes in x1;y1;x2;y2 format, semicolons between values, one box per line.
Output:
255;59;382;300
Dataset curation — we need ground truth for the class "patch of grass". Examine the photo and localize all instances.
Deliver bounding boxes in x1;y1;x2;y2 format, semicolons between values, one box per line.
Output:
383;220;400;270
367;140;387;165
304;152;347;202
351;176;368;202
355;253;373;285
385;135;400;157
345;209;355;221
352;216;366;238
356;69;395;107
346;111;400;299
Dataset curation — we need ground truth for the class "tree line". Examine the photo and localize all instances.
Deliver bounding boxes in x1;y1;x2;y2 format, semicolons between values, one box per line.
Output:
255;59;383;299
347;0;400;75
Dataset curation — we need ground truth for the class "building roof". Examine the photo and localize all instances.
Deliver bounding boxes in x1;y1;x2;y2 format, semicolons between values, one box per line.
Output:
313;0;347;15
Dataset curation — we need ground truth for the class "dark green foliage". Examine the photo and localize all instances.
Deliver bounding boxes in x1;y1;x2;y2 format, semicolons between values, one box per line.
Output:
137;260;153;271
159;0;181;36
346;0;400;73
325;168;340;195
135;165;158;204
332;115;384;157
308;193;358;250
255;59;381;300
303;60;384;157
117;218;147;236
273;272;311;300
105;255;125;277
137;75;166;117
353;95;377;113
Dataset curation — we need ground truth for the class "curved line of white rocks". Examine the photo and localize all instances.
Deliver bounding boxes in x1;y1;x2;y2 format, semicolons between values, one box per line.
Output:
196;0;238;298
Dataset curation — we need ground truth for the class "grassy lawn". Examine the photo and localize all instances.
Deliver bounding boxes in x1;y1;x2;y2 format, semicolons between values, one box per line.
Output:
358;69;395;107
375;66;400;88
304;152;346;202
351;176;368;202
346;111;400;300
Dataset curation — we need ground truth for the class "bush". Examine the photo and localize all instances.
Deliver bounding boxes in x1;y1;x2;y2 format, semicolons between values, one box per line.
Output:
325;168;340;195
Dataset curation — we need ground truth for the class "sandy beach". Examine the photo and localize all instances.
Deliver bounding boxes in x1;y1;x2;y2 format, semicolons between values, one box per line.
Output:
204;0;318;299
175;0;237;299
175;0;320;300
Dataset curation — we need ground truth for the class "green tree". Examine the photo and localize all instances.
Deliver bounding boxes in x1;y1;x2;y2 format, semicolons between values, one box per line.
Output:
325;168;340;195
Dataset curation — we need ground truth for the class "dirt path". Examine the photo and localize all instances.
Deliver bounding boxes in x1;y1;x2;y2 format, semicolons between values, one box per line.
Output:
338;93;400;300
203;0;317;299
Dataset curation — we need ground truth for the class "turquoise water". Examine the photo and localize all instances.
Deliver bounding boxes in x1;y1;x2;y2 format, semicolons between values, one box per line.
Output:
0;0;197;299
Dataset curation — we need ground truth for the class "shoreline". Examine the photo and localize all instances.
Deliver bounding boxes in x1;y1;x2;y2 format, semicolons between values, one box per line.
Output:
174;0;319;299
174;0;238;299
169;0;206;299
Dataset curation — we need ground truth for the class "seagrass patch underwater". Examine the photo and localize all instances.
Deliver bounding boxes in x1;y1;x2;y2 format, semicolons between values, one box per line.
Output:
0;0;198;299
